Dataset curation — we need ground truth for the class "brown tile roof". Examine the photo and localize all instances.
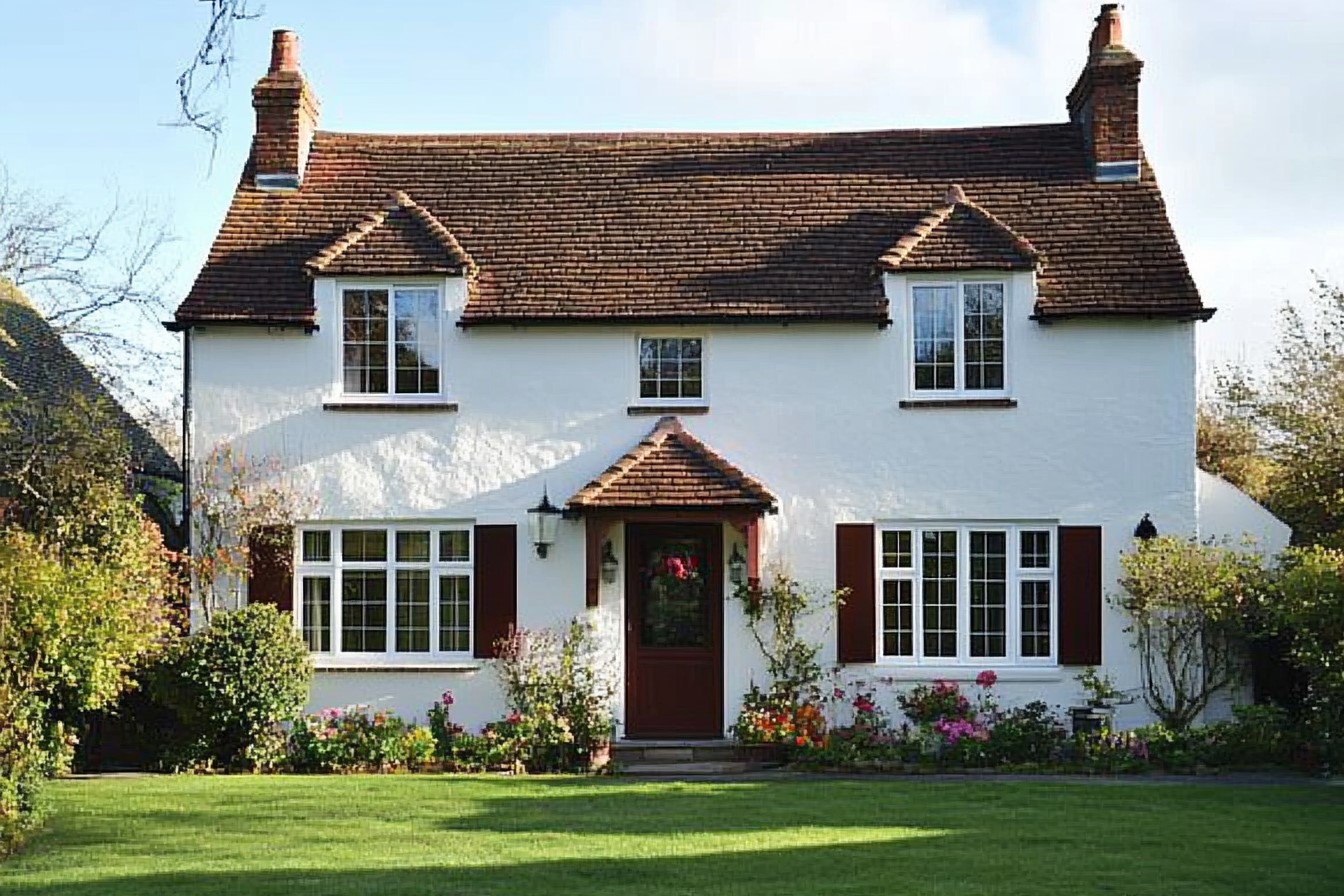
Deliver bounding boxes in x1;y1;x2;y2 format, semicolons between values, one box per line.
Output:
879;184;1039;273
567;416;776;511
177;124;1209;326
306;191;477;277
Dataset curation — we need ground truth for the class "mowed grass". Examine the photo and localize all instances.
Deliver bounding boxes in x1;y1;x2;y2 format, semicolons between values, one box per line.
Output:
2;775;1342;895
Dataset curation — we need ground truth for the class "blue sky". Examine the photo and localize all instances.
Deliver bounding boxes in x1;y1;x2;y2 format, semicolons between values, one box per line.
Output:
4;0;1342;406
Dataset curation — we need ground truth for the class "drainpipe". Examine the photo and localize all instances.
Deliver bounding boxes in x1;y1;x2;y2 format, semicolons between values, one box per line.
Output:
181;327;193;558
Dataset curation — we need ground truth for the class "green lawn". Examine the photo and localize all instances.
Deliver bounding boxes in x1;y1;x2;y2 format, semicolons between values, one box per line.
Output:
2;776;1342;895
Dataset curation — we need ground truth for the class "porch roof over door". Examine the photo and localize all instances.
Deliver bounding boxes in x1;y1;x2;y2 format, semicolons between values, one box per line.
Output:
565;416;777;514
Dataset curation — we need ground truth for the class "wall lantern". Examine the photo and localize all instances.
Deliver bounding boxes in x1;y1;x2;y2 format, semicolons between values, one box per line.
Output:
527;490;562;558
1134;513;1158;541
728;543;747;586
600;540;619;584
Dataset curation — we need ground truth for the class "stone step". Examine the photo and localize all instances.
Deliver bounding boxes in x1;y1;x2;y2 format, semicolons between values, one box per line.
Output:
611;740;784;775
619;761;755;776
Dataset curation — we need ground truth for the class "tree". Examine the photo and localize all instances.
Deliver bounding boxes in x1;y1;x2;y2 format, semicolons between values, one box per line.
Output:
1116;536;1266;730
188;442;314;623
176;0;262;148
0;168;175;414
1196;402;1274;502
1215;279;1344;546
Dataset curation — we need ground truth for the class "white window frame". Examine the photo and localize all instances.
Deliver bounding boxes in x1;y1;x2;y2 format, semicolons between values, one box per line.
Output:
633;332;709;406
877;522;1056;667
293;523;474;666
333;280;448;405
907;278;1009;398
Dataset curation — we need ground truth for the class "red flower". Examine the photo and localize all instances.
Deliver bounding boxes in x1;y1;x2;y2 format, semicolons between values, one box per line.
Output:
976;670;998;688
795;735;807;747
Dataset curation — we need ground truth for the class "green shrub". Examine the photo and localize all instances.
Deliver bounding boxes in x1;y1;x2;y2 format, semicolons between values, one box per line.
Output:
985;701;1065;766
289;705;433;772
152;604;311;770
493;620;616;773
0;685;47;859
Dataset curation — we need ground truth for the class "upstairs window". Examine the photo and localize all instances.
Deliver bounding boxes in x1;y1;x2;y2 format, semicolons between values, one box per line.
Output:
911;282;1005;393
342;286;442;396
638;337;703;401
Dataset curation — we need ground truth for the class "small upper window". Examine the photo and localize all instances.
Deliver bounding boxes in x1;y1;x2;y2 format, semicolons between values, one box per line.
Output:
638;337;703;401
341;286;442;396
911;282;1005;393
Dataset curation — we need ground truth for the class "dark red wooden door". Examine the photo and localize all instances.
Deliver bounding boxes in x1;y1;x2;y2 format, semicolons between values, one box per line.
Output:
625;523;723;739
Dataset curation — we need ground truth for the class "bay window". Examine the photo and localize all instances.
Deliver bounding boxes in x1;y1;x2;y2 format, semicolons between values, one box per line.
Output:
879;524;1054;664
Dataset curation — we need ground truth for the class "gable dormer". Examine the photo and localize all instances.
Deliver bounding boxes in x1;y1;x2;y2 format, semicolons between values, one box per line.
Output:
879;185;1040;274
306;192;477;278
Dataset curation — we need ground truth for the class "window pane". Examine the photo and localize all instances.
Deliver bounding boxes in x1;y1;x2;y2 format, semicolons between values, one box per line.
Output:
392;288;441;395
302;577;331;652
882;579;914;657
341;571;387;652
439;530;470;563
342;529;387;562
913;286;957;392
921;530;957;657
395;570;430;653
342;289;390;395
302;531;331;563
395;531;430;563
638;337;703;400
1021;580;1052;658
881;530;912;568
963;282;1004;392
439;575;471;653
969;531;1007;658
1020;530;1051;568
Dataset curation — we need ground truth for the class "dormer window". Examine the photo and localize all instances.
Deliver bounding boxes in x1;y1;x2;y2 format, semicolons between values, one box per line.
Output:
341;285;442;396
638;337;703;401
911;281;1005;394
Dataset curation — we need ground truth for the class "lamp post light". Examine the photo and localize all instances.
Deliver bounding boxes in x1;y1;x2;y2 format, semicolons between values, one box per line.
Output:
527;490;562;558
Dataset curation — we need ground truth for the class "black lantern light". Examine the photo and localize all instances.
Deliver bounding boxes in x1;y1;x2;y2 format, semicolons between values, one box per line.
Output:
600;540;619;584
728;543;747;586
1134;513;1157;541
527;489;562;557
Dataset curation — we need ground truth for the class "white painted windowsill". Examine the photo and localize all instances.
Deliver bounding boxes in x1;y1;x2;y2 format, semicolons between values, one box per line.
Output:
313;660;484;673
857;665;1066;683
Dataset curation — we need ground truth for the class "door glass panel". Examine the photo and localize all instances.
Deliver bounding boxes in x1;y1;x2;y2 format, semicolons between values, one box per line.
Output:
639;537;709;648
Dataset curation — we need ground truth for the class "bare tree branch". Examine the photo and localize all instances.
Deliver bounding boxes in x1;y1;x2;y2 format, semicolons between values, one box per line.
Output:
0;164;178;417
174;0;264;156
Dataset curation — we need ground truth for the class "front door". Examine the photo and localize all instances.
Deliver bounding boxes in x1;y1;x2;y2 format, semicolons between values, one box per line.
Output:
625;523;723;739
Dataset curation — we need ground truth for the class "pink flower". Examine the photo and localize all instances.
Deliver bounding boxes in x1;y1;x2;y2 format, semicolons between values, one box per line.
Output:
976;670;998;688
441;690;455;706
507;711;521;724
666;557;688;579
833;687;846;700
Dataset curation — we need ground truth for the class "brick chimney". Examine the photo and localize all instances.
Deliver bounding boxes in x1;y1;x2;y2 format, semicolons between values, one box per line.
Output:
1066;5;1143;182
251;30;320;191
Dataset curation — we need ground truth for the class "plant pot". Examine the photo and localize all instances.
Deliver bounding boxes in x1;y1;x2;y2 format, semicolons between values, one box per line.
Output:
1069;706;1114;735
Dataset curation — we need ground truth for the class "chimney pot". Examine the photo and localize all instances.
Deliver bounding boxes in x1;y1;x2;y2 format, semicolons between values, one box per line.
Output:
1090;5;1124;56
269;30;300;74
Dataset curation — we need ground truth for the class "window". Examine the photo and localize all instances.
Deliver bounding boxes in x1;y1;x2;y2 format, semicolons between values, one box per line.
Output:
295;524;472;659
879;524;1054;664
911;282;1005;393
341;286;442;396
638;337;703;401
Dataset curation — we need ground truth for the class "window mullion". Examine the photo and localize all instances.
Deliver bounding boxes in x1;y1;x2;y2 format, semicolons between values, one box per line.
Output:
386;286;398;395
429;561;441;657
955;286;966;393
911;529;925;662
1007;531;1020;665
958;527;969;663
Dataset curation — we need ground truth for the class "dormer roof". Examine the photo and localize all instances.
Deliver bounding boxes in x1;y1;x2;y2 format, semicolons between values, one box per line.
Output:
879;185;1040;273
566;416;776;512
306;191;476;277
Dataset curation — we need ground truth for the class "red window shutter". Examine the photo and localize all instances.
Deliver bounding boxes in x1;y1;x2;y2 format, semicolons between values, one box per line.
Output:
835;523;876;664
473;524;517;659
246;525;294;613
1058;525;1103;666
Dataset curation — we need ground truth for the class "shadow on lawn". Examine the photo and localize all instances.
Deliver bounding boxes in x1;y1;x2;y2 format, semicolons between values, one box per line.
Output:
0;837;960;896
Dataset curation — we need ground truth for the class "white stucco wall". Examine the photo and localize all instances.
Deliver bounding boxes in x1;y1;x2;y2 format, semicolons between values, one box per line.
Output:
189;269;1198;734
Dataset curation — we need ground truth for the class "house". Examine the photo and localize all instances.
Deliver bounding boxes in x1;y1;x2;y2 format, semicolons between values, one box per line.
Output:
0;279;182;541
172;5;1282;737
